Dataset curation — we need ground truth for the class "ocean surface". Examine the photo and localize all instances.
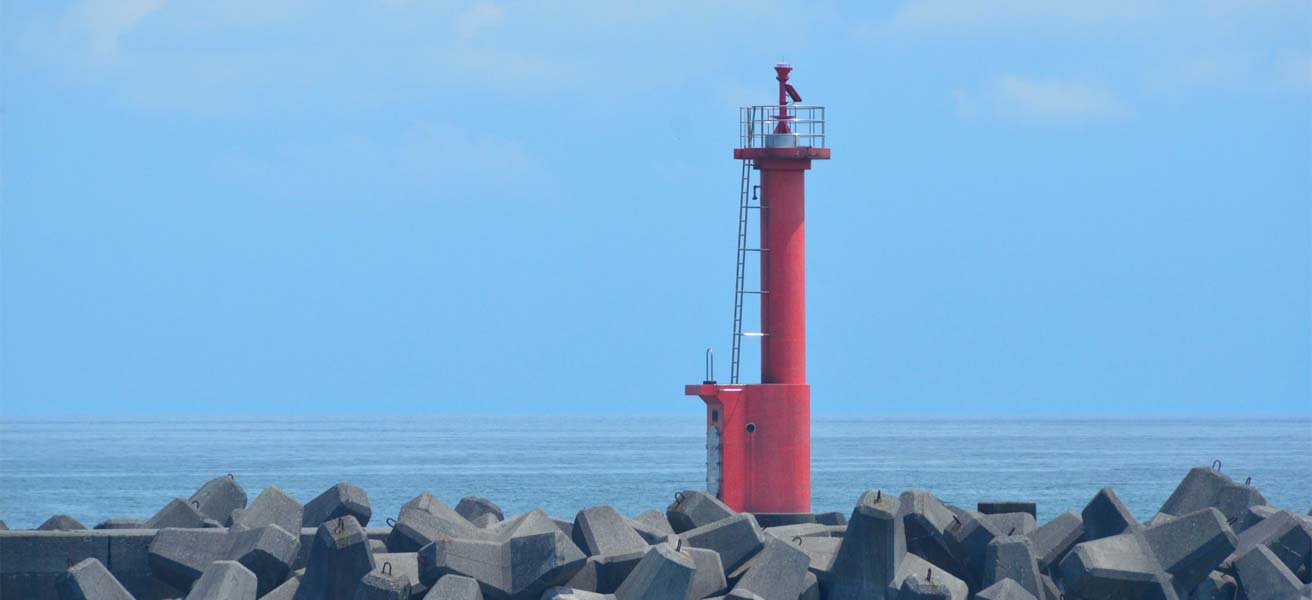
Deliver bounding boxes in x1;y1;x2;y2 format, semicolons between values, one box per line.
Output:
0;416;1308;529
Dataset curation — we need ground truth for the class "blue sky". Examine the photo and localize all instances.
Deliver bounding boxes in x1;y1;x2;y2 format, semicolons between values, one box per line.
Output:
2;1;1308;416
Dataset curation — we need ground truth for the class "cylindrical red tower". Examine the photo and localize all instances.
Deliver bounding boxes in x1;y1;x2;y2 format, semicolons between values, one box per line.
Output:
686;64;829;514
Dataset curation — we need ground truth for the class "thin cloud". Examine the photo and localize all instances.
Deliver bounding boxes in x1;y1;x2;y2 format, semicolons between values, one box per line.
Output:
457;1;507;40
66;0;166;60
958;76;1126;122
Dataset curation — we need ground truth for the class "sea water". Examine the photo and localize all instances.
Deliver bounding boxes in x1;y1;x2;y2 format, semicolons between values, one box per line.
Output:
0;416;1307;529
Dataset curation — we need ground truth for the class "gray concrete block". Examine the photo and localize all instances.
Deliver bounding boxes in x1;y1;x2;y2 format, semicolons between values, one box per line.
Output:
1144;513;1176;528
1081;488;1138;541
55;558;133;600
624;517;674;547
1159;466;1271;525
984;514;1036;537
417;528;585;600
234;487;303;538
224;524;300;597
455;497;503;526
38;515;87;531
0;520;8;530
572;507;649;557
1234;545;1307;600
1039;574;1058;600
633;510;674;536
898;491;968;586
295;516;376;600
1141;508;1236;595
1159;467;1230;516
1027;511;1082;572
386;494;483;553
302;483;372;529
564;550;646;594
798;572;818;600
945;510;1002;589
667;492;736;534
888;554;967;600
187;560;258;600
1235;504;1280;533
730;538;810;600
148;498;210;530
355;570;413;600
470;514;499;529
1191;571;1236;600
974;579;1037;600
678;515;765;575
1057;532;1171;599
93;519;148;530
1224;509;1312;577
827;490;904;600
148;528;230;591
369;553;426;600
424;574;483;600
978;503;1037;519
490;509;566;542
190;475;248;526
982;536;1042;600
262;576;301;600
763;524;831;543
794;537;839;577
686;546;726;600
614;544;696;600
1215;482;1269;525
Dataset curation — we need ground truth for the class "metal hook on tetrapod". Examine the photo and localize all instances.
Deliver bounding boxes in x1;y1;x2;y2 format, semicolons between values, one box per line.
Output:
382;561;392;576
386;517;397;528
1213;460;1223;471
674;491;685;505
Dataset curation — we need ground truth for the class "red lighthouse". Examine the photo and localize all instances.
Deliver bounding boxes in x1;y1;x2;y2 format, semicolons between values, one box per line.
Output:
686;64;829;513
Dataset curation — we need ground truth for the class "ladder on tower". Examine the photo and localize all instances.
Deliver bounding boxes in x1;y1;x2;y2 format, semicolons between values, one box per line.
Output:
730;158;761;384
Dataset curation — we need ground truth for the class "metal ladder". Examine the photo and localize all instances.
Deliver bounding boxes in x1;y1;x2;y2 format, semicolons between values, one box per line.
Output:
730;159;762;384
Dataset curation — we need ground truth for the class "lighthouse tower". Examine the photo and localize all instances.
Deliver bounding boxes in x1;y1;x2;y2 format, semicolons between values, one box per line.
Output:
686;64;829;513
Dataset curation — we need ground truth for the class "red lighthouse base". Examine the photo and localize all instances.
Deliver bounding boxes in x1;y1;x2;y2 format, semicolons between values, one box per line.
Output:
684;383;811;513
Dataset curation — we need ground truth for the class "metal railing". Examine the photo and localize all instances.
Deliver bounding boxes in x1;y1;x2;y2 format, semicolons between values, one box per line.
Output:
739;105;825;149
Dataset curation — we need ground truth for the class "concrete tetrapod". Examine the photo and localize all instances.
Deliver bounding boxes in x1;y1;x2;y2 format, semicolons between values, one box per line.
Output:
1081;488;1139;542
613;543;696;600
416;526;586;600
825;490;904;600
186;560;258;600
944;510;1002;590
146;498;211;529
38;515;87;531
982;536;1044;600
978;503;1037;519
677;514;765;575
148;527;230;591
190;475;248;526
571;506;650;557
234;487;304;537
1059;507;1237;600
974;578;1038;600
56;558;134;600
424;574;484;600
889;554;967;600
1233;545;1311;600
222;523;300;597
1159;466;1270;525
294;516;376;600
387;493;484;552
353;569;413;600
303;483;372;529
730;537;811;600
1223;509;1312;577
1026;511;1083;572
667;491;737;534
456;497;504;526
